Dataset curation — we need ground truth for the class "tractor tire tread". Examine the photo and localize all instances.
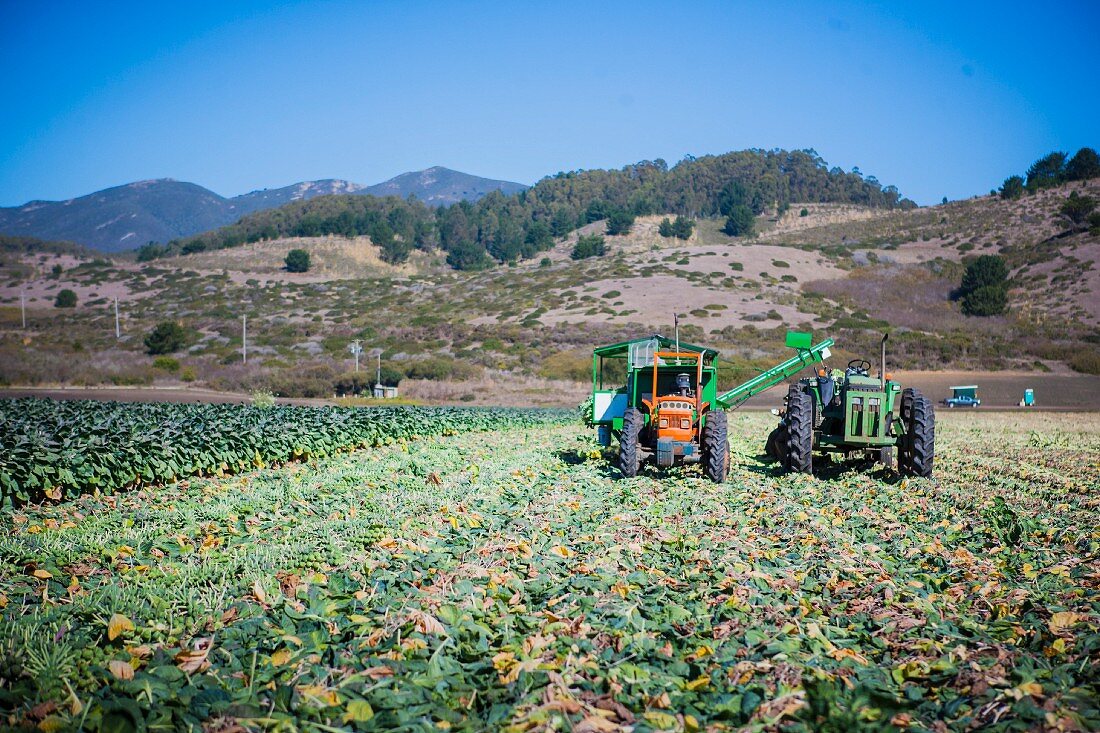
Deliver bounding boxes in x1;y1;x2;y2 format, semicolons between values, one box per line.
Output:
900;389;935;477
785;390;814;474
702;410;729;483
619;407;643;478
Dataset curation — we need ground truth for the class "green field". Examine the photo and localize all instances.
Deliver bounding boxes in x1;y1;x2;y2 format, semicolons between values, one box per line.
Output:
2;408;1098;731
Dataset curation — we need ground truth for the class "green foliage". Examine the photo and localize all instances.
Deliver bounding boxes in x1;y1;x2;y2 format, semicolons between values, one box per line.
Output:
1025;151;1067;190
180;366;197;382
799;207;809;217
571;234;607;260
539;257;552;268
999;175;1024;200
962;284;1008;316
0;398;564;504
160;149;912;271
671;215;694;239
605;208;635;235
1065;147;1100;181
152;356;180;372
403;357;477;381
960;254;1008;294
1;412;1094;728
658;217;675;237
1059;191;1096;226
53;289;77;308
723;205;755;237
143;321;188;355
284;248;311;272
1089;210;1100;235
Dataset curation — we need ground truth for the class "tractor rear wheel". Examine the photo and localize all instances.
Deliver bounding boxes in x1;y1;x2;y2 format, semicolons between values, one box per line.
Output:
618;407;644;478
899;390;934;477
702;410;729;483
784;390;814;474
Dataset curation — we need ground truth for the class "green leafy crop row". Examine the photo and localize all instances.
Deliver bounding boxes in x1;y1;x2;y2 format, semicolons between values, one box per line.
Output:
0;399;567;506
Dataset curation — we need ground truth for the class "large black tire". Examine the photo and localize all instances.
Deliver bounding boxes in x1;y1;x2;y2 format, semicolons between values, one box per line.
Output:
899;390;934;477
784;390;814;474
618;407;644;478
897;387;915;468
702;410;730;483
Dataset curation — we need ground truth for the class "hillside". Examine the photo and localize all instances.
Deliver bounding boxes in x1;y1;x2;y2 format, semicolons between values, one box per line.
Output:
162;149;914;264
0;176;1097;406
0;168;526;253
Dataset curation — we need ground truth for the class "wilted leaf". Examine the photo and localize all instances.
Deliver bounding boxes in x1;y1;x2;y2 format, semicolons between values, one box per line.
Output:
344;699;374;723
108;660;134;680
107;614;135;641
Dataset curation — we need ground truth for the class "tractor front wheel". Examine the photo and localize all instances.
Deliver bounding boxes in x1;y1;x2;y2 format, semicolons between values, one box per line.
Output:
765;424;785;462
618;407;644;478
702;410;730;483
784;390;814;474
899;390;934;477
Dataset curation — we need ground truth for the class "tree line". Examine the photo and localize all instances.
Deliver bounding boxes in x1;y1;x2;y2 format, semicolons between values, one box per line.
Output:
998;147;1099;199
140;149;915;270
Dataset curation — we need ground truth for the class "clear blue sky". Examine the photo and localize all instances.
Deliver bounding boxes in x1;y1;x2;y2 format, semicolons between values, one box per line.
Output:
1;0;1097;206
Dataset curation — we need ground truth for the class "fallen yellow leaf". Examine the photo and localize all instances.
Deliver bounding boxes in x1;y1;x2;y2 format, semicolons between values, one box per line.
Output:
1049;611;1079;632
549;545;575;558
107;614;135;641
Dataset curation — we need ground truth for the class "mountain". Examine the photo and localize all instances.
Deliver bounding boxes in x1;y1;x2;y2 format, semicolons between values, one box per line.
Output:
359;166;527;205
0;169;526;253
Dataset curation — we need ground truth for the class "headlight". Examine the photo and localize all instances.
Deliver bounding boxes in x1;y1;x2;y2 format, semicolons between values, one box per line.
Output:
680;418;690;429
659;418;668;428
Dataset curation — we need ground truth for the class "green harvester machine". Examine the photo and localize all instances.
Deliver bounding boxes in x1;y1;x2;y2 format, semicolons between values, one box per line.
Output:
765;334;934;477
591;331;934;481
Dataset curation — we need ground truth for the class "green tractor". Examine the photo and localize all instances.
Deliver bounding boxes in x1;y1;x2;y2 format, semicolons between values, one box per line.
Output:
591;331;834;482
765;334;935;476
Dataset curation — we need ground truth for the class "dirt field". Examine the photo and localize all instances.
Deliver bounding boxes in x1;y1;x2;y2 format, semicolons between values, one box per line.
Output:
4;369;1099;409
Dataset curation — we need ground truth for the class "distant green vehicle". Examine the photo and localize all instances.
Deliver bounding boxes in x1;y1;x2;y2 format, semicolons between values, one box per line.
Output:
765;334;935;476
591;331;833;482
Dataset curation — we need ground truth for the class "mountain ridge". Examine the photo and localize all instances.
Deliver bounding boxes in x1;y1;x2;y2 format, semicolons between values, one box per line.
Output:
0;168;527;253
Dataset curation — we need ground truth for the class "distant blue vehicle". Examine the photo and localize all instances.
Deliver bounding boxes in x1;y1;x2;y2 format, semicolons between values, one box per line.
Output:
942;394;981;408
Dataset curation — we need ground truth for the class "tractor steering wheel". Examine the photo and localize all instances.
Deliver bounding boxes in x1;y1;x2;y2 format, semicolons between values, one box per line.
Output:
847;358;871;373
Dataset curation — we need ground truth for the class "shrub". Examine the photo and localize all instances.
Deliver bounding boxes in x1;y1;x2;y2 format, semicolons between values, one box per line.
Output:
571;234;606;260
602;290;621;299
251;391;276;408
671;215;694;239
285;249;311;272
1060;191;1096;227
539;257;552;268
658;218;675;237
538;350;592;382
999;175;1024;200
404;357;477;381
605;209;635;235
962;284;1008;316
54;289;77;308
1069;350;1100;375
960;254;1008;294
772;260;790;268
729;262;743;271
180;366;197;382
144;321;188;355
722;205;755;237
799;208;809;217
1065;147;1100;181
152;356;180;372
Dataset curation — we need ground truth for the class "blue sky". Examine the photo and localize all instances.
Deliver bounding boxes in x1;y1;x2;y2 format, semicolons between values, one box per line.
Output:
1;0;1097;206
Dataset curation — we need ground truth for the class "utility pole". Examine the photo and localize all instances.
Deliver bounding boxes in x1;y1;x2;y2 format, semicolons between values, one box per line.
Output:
376;354;381;386
674;313;680;354
349;339;363;372
114;297;120;339
20;290;26;330
242;315;247;364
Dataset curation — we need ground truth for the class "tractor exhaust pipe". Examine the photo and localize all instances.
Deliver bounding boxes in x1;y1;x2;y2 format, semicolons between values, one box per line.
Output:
880;333;888;390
